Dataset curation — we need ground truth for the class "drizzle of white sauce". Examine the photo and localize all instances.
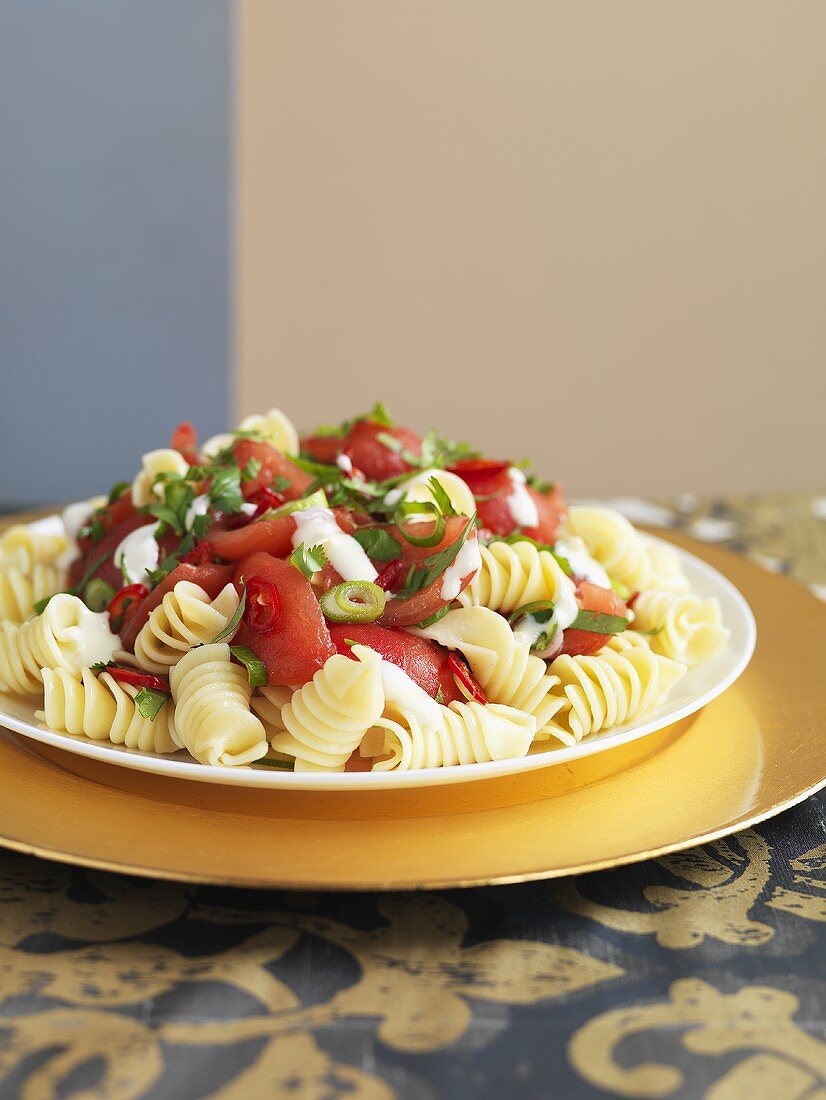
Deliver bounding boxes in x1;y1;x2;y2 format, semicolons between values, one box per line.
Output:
49;594;120;669
336;454;354;475
56;497;105;570
554;536;611;589
439;534;482;601
512;614;551;650
505;467;539;529
292;507;377;583
185;494;211;531
114;524;161;586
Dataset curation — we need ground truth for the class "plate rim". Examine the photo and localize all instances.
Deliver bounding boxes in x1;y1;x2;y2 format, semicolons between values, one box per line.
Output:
0;534;756;791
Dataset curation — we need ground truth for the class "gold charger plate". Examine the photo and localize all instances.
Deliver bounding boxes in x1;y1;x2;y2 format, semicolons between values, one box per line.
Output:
0;528;822;889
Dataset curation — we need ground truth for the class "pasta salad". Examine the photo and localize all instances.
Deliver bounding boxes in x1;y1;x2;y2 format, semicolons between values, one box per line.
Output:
0;405;729;773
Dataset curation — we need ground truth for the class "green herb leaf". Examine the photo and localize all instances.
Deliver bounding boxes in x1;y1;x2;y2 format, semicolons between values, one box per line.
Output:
290;542;328;580
352;528;402;562
210;587;247;643
33;595;54;616
568;610;629;635
208;463;244;514
417;605;451;629
107;480;131;504
508;600;556;626
376;432;403;453
135;687;168;722
368;401;394;427
230;644;269;688
610;578;632;601
90;659;116;672
241;456;263;481
427;477;457;517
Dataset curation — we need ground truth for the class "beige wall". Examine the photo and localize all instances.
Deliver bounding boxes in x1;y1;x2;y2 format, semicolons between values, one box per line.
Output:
236;1;826;498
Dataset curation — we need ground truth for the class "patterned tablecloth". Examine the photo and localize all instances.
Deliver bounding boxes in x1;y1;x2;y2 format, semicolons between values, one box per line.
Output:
1;494;824;1099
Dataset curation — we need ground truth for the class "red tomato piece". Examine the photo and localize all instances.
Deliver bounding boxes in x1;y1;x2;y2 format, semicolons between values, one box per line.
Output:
68;513;148;591
299;434;342;466
232;552;335;685
118;562;235;651
170;421;200;464
209;514;296;561
560;580;629;658
232;439;312;501
522;484;566;544
329;623;462;703
301;419;423;482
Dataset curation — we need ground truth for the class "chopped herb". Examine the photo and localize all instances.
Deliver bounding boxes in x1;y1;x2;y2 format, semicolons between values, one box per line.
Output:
33;595;53;616
73;549;115;597
90;659;116;672
376;432;403;453
208;463;244;514
230;644;269;688
427;477;457;517
368;401;394;427
569;610;628;635
343;638;359;648
210;588;247;643
610;578;632;601
527;475;556;495
253;757;295;770
146;476;194;536
289;542;328;580
435;685;445;704
395;514;477;600
241;456;262;481
134;687;168;721
77;514;107;545
352;528;403;562
107;480;131;504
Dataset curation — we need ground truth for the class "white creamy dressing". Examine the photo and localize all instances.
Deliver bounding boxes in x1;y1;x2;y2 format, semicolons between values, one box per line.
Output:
378;658;442;728
553;536;611;589
114;524;161;586
57;498;104;570
240;502;257;517
336;454;354;475
439;534;482;601
292;507;377;583
512;613;552;650
72;603;121;666
505;467;539;529
184;494;211;531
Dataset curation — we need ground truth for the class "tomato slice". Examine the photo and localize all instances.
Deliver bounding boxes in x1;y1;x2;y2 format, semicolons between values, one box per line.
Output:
232;439;312;501
69;513;148;591
170;421;200;464
301;419;423;482
232;552;335;685
329;623;462;703
118;562;236;651
209;514;296;561
522;484;566;544
560;580;629;658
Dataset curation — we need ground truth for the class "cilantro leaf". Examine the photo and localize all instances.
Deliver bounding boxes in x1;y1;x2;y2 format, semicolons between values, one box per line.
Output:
208;464;244;514
352;528;402;562
290;542;328;580
107;480;131;504
230;644;269;688
135;687;167;722
241;456;262;481
568;610;628;635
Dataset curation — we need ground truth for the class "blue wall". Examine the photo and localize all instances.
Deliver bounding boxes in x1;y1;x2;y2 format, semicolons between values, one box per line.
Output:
0;1;231;507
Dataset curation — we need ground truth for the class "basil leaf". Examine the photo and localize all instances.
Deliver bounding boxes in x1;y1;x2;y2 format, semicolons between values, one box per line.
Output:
210;587;246;643
427;477;457;517
352;528;402;562
135;687;167;722
569;610;628;635
230;644;269;688
290;542;328;580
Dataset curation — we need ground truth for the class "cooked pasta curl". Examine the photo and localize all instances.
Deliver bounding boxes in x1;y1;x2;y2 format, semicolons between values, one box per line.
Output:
0;563;64;624
133;582;240;672
632;589;730;666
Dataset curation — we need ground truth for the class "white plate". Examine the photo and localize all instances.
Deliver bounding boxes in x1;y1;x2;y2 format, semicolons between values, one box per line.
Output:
0;535;755;791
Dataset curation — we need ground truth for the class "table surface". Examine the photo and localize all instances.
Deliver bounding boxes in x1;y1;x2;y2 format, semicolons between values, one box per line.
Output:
1;493;824;1100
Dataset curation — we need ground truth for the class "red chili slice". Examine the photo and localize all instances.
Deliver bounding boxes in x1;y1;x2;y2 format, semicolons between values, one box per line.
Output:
375;558;404;593
243;576;282;633
107;583;149;631
448;652;487;704
107;666;171;693
627;590;641;610
250;486;286;518
180;541;217;566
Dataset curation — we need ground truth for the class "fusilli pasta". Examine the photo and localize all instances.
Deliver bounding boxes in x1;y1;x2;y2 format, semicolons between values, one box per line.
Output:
0;594;119;696
457;540;577;620
0;521;68;574
270;646;384;771
133;581;240;672
0;563;64;624
632;589;730;666
40;667;177;753
563;506;652;590
131;449;189;507
416;607;568;741
549;644;685;741
169;642;268;766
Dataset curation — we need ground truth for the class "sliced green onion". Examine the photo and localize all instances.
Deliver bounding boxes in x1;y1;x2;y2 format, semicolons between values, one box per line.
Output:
569;610;628;635
230;644;269;688
417;605;451;629
253;756;295;770
393;500;446;548
263;489;329;519
210;588;247;643
320;581;386;623
83;578;117;613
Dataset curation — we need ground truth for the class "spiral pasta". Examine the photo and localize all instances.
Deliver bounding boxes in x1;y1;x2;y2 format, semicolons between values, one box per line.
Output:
236;407;299;456
133;581;240;672
631;589;729;666
40;667;177;753
250;684;292;737
0;594;119;696
549;644;685;741
0;563;64;624
563;506;653;591
169;642;268;766
416;607;568;741
270;646;384;771
640;536;689;593
0;521;68;574
131;448;189;507
368;700;536;771
457;540;578;622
